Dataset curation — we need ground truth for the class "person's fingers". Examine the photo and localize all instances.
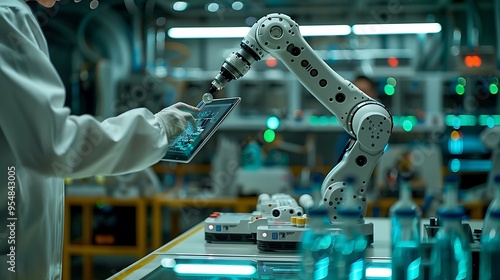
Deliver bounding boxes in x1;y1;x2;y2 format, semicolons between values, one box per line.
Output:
186;113;197;129
176;110;194;128
174;105;198;129
165;118;182;130
173;102;200;112
175;114;188;130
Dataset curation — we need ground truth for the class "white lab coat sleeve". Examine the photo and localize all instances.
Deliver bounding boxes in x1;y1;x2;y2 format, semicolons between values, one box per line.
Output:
0;5;169;178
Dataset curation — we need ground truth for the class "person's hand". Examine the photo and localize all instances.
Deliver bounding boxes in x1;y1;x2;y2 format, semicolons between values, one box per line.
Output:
155;102;199;141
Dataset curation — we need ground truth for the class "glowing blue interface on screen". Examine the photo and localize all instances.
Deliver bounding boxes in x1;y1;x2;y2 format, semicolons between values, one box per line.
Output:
166;103;231;156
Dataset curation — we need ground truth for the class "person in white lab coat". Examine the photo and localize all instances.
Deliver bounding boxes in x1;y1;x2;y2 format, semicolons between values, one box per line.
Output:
0;0;199;279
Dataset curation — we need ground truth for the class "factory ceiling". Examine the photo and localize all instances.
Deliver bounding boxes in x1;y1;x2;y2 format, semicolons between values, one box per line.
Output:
145;0;493;26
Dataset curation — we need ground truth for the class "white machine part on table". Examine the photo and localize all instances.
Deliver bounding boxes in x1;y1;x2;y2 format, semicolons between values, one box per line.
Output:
252;193;375;253
204;193;375;251
205;193;304;244
205;13;393;239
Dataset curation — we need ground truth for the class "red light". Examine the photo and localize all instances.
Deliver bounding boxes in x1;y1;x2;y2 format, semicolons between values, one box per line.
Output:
265;57;278;68
387;57;399;67
464;55;482;67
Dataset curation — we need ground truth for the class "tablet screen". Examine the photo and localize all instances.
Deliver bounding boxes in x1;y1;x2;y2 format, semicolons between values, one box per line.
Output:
161;97;241;163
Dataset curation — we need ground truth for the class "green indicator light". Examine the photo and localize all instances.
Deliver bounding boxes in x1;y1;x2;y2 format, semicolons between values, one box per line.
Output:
490;84;498;94
309;116;318;125
387;77;397;87
458;115;476;126
263;129;276;143
456;84;465;95
266;116;280;130
392;116;399;126
384;84;395;96
479;115;488;126
319;116;329;125
407;116;418;126
329;116;338;124
402;120;413;132
445;115;456;126
96;202;105;209
457;77;466;86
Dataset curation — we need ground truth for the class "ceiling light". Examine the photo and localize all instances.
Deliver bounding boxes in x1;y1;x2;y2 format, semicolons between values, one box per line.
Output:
90;0;99;9
172;1;188;12
168;27;251;39
352;23;442;35
168;25;351;39
232;1;244;10
207;3;219;12
300;25;351;36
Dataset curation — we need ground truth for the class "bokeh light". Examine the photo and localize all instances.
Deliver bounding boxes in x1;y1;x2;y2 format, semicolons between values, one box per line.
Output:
263;129;276;143
266;116;280;130
173;1;188;11
232;1;244;10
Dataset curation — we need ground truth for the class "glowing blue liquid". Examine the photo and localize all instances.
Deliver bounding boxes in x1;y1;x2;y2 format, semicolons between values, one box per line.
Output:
391;241;422;280
480;250;500;279
301;232;366;280
331;235;366;280
430;234;471;280
301;231;334;280
480;217;500;280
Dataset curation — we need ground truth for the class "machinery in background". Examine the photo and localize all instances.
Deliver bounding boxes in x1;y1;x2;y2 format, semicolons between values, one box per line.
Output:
115;74;175;115
236;133;316;196
451;126;500;203
208;136;241;198
235;166;293;196
480;126;500;191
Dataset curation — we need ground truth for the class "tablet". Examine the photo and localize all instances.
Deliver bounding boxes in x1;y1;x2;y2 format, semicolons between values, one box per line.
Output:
161;97;241;163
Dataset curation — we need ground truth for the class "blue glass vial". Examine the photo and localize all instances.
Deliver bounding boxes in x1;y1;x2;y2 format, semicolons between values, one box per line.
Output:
429;175;472;280
480;210;500;280
389;177;422;279
300;207;336;280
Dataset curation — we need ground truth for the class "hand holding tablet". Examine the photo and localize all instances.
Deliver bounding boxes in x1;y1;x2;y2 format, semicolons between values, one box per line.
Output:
161;97;241;163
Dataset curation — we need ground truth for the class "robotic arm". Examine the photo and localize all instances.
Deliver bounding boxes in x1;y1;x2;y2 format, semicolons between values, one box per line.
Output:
209;13;393;224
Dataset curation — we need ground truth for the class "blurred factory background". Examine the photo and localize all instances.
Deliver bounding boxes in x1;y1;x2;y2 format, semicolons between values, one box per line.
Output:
27;0;500;279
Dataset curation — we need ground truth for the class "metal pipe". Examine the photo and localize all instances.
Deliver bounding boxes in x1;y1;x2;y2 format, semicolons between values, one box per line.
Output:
132;12;143;73
496;0;500;69
466;0;479;50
